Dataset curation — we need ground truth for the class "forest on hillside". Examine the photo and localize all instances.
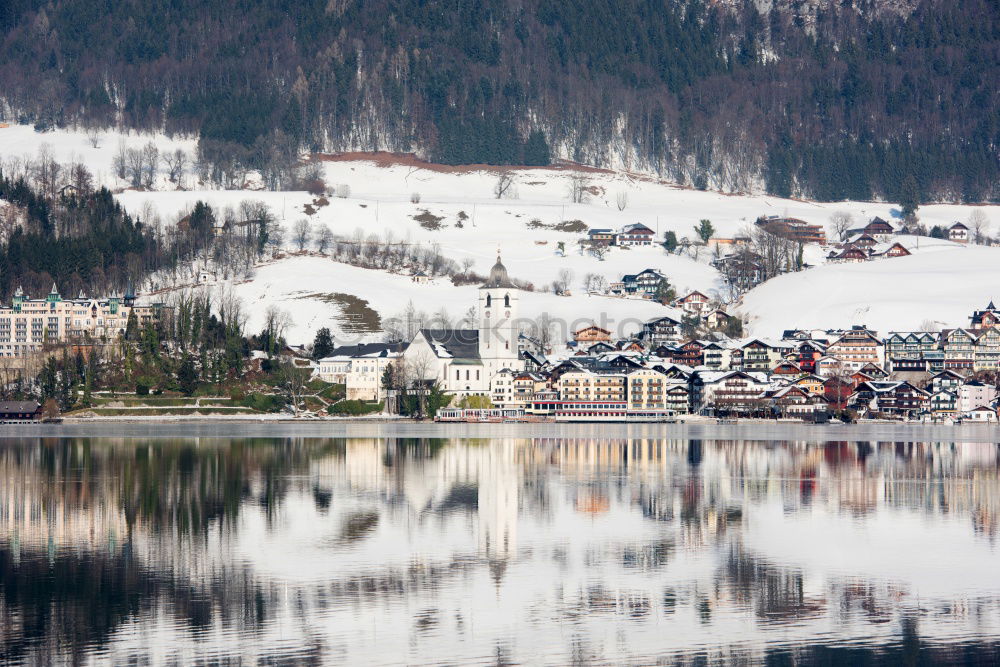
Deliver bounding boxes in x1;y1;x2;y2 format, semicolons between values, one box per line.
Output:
0;0;996;203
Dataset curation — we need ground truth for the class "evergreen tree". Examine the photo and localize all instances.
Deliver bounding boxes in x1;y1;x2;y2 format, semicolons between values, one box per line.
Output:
654;279;676;305
694;220;715;243
178;355;198;396
523;130;551;166
900;175;921;220
312;327;334;359
663;231;678;252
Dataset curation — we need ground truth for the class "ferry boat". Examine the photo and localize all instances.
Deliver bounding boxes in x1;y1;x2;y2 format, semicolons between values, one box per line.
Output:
435;407;526;422
551;401;676;422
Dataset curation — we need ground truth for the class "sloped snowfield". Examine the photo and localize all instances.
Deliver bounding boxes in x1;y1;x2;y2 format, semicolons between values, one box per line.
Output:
3;125;998;344
740;244;1000;337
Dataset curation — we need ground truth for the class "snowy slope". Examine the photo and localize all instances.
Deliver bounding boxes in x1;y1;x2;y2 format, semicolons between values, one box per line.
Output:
211;255;677;345
4;125;1000;345
740;245;1000;337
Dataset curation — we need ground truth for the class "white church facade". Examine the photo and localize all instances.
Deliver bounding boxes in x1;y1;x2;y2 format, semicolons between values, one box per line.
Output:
403;254;525;396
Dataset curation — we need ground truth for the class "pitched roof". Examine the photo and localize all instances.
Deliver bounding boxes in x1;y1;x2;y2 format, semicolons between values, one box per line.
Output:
0;401;40;413
324;342;406;359
420;329;481;360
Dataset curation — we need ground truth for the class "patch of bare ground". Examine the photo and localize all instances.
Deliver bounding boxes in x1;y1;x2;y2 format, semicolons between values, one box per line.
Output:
526;219;588;233
302;196;330;216
309;151;615;176
294;292;381;333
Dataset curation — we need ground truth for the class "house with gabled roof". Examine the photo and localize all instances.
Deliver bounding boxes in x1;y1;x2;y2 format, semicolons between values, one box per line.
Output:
615;268;667;297
769;385;828;418
870;241;912;259
970;301;1000;330
827;245;869;263
850;380;929;418
674;290;711;315
693;370;773;416
588;228;616;245
861;217;895;241
929;389;957;416
573;325;613;343
929;369;964;394
795;374;826;396
948;222;969;243
639;315;682;345
616;223;656;246
964;405;998;422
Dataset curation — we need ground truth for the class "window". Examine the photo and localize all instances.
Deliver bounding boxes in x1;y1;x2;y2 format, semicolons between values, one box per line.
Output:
504;294;510;307
486;294;492;307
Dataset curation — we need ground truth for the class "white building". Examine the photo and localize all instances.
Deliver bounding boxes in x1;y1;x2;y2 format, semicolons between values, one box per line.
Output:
958;381;998;415
317;343;406;401
404;254;524;397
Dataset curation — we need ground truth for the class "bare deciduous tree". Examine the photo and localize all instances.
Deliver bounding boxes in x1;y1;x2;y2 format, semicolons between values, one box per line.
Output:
555;268;575;295
494;170;516;199
616;191;628;211
162;149;188;184
568;173;589;203
140;142;159;188
86;128;101;148
314;224;333;253
70;162;93;195
969;210;990;245
588;243;609;261
113;141;129;182
829;211;853;242
122;147;145;188
276;360;311;416
292;219;311;251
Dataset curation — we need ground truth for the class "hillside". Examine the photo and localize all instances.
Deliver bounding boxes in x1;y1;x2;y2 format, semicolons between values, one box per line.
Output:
2;124;999;346
0;0;996;202
740;245;1000;337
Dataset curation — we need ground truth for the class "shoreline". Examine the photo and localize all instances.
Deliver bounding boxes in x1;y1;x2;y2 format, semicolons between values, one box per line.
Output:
4;419;1000;443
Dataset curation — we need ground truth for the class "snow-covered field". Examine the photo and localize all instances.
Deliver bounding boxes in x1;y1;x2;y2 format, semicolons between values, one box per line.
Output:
3;124;1000;345
740;245;1000;337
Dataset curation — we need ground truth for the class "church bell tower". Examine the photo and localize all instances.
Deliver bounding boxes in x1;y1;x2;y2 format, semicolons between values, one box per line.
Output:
478;253;520;365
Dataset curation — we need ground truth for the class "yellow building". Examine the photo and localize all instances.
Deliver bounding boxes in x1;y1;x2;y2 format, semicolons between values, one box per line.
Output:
0;284;163;357
557;370;626;402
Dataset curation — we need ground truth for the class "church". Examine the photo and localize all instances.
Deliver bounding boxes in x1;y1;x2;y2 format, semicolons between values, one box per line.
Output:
403;254;525;396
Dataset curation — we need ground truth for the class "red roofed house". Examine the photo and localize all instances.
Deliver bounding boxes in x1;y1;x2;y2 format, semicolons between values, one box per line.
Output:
675;290;710;315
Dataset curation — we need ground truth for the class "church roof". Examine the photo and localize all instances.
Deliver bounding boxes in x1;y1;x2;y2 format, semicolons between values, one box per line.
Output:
420;328;481;360
481;255;517;289
324;342;406;359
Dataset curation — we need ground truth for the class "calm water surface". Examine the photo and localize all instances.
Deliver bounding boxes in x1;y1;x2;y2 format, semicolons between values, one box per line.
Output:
2;424;1000;665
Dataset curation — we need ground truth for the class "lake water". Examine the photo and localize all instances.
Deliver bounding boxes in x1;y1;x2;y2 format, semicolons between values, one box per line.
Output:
2;423;1000;665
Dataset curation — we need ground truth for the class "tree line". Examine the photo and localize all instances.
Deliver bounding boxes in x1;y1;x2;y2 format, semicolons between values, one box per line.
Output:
0;0;994;202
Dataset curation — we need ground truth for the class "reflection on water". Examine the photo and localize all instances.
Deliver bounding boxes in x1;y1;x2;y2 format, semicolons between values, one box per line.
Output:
1;435;1000;665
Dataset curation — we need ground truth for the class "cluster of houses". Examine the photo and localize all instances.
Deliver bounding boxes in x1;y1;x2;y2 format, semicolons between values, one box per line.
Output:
314;255;1000;422
827;217;970;263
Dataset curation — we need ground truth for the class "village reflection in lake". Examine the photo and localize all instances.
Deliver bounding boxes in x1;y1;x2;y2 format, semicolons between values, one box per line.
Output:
1;434;1000;665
